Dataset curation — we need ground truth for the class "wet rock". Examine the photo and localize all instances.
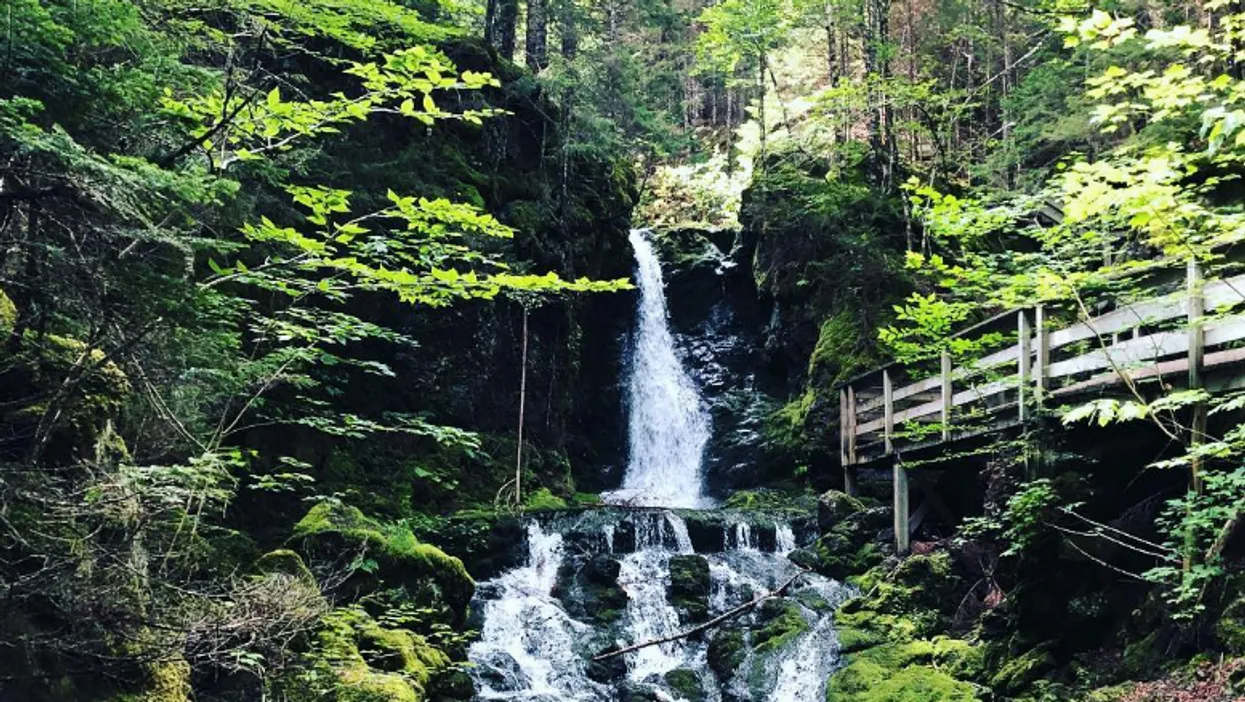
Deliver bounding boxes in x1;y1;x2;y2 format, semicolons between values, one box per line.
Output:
707;627;747;680
680;511;728;552
664;668;706;702
668;554;711;623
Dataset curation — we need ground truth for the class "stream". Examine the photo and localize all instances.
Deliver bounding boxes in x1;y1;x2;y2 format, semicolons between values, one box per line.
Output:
468;230;852;701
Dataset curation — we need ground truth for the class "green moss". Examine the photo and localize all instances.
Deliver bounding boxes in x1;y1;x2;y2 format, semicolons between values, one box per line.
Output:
292;503;473;614
989;645;1055;696
664;668;705;702
722;488;817;513
139;658;190;702
931;636;984;680
708;628;746;680
817;490;864;529
573;492;603;506
809;311;872;383
310;606;451;702
1215;596;1245;654
255;549;316;586
752;599;809;655
523;487;569;511
668;555;710;622
837;626;885;653
825;642;980;702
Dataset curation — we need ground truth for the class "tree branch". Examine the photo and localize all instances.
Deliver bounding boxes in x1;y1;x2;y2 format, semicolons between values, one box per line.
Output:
592;568;809;661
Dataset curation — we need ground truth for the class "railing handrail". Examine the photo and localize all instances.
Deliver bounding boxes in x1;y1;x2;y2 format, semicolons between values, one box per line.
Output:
841;262;1245;470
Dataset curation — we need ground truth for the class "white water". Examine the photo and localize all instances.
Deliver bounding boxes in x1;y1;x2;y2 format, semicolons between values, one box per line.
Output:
468;232;852;701
603;229;711;509
469;523;606;700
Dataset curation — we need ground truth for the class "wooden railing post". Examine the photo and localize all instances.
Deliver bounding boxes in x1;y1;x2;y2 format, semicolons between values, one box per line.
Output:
940;351;952;441
1034;304;1049;405
883;369;894;455
846;383;856;465
883;368;909;554
1188;259;1206;496
1018;310;1031;422
841;386;858;497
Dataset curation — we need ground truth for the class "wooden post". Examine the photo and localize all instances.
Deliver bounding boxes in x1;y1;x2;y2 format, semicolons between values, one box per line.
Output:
894;458;910;555
1034;305;1049;405
841;386;858;497
940;351;952;442
884;368;908;554
1018;310;1031;422
883;369;894;455
1187;259;1205;495
846;385;856;475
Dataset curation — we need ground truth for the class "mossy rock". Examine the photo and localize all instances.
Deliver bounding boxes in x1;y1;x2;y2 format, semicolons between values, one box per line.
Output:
523;487;569;511
722;488;818;514
292;503;474;620
1215;596;1245;654
3;332;131;463
308;607;451;702
752;599;809;655
826;641;980;702
663;668;705;702
667;554;711;623
989;644;1055;696
255;549;316;586
707;627;746;680
818;489;864;533
136;658;191;702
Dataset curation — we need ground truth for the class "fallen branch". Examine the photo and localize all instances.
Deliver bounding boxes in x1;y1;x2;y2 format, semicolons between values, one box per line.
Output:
592;568;809;661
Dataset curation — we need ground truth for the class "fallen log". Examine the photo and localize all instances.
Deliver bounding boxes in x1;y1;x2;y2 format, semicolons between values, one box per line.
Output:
592;568;810;661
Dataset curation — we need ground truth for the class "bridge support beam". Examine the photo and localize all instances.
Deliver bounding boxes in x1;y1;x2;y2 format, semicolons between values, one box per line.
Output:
893;458;909;555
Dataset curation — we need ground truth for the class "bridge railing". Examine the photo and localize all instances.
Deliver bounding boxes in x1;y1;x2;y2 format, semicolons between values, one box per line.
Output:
839;261;1245;481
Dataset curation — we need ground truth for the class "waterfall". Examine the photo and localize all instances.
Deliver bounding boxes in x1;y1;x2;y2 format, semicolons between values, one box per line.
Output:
468;230;852;701
604;229;711;509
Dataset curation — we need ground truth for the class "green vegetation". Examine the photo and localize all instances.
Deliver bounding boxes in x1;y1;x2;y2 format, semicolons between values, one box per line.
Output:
4;0;1245;697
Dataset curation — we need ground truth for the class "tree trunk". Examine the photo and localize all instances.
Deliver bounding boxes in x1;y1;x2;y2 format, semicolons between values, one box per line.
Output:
490;0;519;60
557;0;578;59
526;0;548;72
865;0;895;188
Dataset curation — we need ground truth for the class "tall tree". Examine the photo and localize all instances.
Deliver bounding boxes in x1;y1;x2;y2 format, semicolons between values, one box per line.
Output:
527;0;550;71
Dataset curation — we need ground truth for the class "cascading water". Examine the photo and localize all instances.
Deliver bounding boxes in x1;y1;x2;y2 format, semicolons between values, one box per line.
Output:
603;229;711;509
468;230;853;701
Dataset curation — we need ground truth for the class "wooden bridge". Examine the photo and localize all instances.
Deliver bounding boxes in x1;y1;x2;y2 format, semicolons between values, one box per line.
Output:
838;260;1245;553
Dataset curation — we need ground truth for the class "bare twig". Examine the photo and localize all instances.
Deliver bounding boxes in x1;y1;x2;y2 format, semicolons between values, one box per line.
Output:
593;569;809;661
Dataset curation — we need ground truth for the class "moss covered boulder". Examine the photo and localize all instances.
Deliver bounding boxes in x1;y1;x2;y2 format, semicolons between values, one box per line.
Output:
826;640;981;702
818;489;864;533
555;553;628;625
663;668;706;702
752;599;809;654
292;503;474;621
2;331;131;463
707;627;747;680
255;549;316;586
302;607;453;702
668;554;711;623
